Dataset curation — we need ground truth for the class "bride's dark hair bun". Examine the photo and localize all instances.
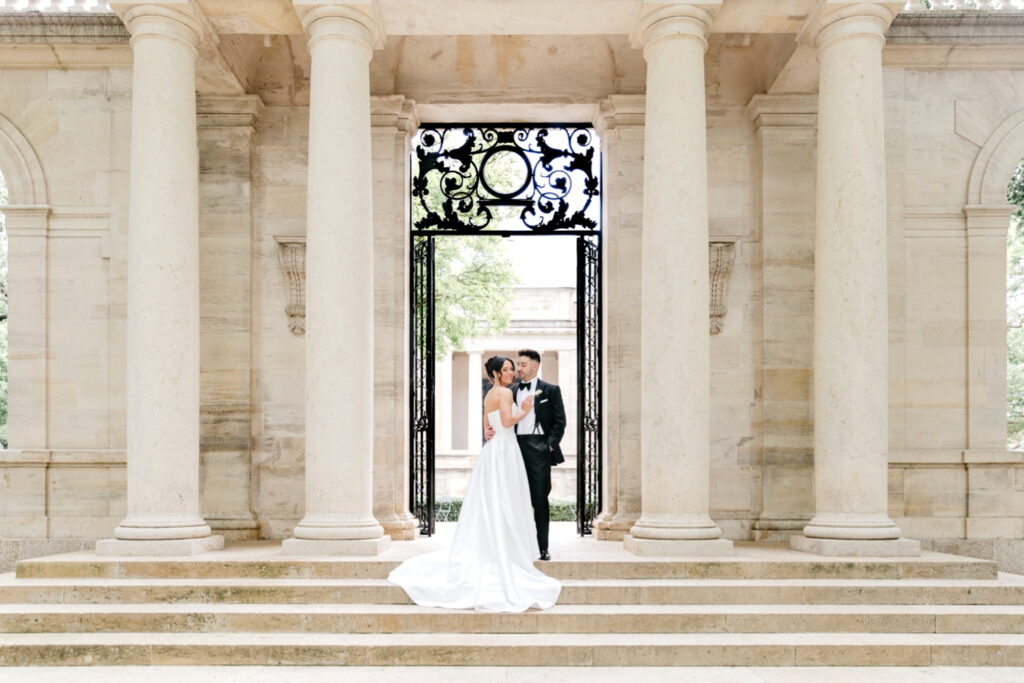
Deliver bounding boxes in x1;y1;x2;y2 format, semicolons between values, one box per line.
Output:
484;355;509;381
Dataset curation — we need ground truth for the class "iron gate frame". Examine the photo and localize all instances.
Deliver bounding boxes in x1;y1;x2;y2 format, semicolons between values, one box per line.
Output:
409;123;603;537
409;236;436;535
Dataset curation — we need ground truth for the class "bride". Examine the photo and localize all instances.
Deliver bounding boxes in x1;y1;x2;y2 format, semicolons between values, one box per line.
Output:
388;355;561;613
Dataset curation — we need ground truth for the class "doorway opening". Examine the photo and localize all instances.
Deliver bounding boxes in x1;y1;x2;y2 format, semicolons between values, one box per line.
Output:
409;124;602;536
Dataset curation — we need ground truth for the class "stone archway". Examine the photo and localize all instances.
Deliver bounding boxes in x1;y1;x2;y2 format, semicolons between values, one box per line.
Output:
0;114;47;206
968;108;1024;208
0;113;50;449
964;108;1024;452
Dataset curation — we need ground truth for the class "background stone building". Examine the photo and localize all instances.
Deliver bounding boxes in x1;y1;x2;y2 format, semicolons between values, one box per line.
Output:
0;0;1022;572
436;283;579;501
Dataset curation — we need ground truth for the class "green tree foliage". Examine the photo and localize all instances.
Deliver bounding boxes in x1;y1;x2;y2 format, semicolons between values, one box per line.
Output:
434;236;517;357
1008;159;1024;448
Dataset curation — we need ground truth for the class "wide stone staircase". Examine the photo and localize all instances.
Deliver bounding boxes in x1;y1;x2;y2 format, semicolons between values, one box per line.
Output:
2;535;1024;667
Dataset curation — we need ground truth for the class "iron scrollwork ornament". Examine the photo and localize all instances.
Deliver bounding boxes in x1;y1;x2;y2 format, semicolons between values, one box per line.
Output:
412;126;600;233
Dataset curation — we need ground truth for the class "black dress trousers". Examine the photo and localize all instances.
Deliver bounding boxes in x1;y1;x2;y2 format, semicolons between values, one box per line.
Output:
517;433;551;553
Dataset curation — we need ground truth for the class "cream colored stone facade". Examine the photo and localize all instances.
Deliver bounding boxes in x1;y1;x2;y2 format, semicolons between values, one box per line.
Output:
1;2;1023;569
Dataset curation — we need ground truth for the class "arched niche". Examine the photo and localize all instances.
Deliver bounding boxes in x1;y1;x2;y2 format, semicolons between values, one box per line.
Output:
0;113;47;206
967;108;1024;209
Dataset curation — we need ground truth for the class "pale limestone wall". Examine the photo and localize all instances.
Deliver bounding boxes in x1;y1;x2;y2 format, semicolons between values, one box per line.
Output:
0;63;131;550
707;103;761;541
885;65;1024;566
251;105;308;540
748;94;817;541
197;96;263;542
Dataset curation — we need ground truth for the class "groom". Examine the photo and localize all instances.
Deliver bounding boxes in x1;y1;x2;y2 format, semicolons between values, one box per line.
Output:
487;349;566;561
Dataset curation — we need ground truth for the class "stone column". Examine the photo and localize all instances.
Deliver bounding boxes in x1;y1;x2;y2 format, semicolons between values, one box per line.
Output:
625;3;732;555
466;351;484;449
283;1;389;555
790;2;919;556
593;94;645;542
436;352;453;452
97;3;222;555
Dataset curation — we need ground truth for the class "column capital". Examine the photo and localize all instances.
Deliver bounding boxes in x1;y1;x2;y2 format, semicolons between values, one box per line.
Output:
112;1;207;52
293;0;384;51
630;2;721;53
803;2;902;51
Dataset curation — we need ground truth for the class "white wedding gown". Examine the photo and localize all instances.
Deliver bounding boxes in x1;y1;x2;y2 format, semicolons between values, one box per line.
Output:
387;409;561;612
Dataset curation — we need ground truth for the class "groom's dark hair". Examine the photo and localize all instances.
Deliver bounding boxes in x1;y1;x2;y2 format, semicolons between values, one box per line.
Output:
518;349;541;364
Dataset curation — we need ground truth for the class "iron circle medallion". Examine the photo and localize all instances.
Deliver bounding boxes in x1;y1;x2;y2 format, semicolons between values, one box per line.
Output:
479;145;533;199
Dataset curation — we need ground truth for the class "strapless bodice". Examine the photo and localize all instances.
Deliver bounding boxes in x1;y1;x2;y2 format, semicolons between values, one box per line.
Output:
487;409;512;434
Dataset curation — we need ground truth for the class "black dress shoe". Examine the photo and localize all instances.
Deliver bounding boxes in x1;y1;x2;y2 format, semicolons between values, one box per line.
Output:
539;550;551;561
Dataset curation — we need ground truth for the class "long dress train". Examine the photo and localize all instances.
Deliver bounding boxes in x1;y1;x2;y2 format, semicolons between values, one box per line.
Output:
387;409;561;612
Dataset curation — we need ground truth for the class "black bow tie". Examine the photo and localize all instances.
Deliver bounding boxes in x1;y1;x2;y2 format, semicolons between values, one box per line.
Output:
519;382;533;392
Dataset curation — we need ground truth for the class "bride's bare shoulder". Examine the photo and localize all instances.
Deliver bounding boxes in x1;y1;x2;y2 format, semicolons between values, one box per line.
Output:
486;385;512;399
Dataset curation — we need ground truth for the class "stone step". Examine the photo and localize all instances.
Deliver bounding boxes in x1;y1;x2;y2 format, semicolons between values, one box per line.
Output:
15;552;998;581
2;631;1024;666
3;603;1024;635
2;576;1024;606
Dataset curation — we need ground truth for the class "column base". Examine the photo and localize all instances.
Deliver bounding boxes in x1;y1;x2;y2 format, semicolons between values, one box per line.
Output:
790;535;922;557
624;535;734;556
752;517;811;542
594;511;639;541
207;514;261;542
95;535;224;557
290;515;385;541
281;536;391;556
380;512;420;541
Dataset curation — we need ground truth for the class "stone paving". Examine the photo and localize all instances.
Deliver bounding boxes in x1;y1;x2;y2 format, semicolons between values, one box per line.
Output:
3;666;1024;682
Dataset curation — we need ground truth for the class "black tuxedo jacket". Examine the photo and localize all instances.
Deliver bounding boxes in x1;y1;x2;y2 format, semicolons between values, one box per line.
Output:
515;378;567;466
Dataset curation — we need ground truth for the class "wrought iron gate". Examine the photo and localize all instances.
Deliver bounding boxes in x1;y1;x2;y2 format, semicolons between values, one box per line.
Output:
410;236;435;535
408;124;602;537
576;235;601;536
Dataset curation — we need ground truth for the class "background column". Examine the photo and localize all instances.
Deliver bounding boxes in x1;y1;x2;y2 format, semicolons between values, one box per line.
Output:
791;2;919;556
284;1;389;554
625;3;732;556
466;350;483;449
436;352;453;452
97;3;222;555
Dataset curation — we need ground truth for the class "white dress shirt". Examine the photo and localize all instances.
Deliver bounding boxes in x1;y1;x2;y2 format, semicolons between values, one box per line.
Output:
515;378;544;436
